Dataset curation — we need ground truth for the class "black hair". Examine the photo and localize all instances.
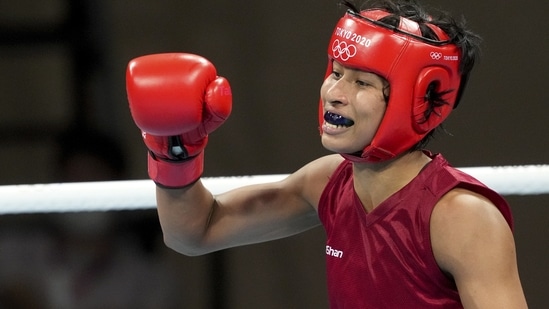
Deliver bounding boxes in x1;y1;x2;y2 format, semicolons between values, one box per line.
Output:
340;0;481;78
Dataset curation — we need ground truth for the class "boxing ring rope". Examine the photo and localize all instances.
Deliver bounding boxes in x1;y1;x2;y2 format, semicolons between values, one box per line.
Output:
1;164;549;214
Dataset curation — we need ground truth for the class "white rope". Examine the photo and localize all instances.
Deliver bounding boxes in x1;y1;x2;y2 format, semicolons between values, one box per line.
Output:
1;165;548;214
0;175;287;214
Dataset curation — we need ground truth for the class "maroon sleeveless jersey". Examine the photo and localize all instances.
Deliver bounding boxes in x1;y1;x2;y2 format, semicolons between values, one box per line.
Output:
318;153;513;308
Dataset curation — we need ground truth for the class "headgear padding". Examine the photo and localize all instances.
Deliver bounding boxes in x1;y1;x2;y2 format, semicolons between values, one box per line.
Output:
319;10;462;162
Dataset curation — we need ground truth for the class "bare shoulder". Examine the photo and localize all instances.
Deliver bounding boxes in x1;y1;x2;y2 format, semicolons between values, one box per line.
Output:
431;188;527;308
431;187;513;269
432;187;510;232
282;154;344;210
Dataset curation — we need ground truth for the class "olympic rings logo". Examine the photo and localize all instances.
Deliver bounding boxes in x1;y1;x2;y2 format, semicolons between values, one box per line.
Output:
430;52;442;60
332;39;357;61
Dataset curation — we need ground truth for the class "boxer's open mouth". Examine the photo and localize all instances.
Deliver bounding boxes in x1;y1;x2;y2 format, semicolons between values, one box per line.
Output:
324;111;355;127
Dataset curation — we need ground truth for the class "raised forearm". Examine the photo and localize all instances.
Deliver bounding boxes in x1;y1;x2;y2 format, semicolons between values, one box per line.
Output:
156;180;217;256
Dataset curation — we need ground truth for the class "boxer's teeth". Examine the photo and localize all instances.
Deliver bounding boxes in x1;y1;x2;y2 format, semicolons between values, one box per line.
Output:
325;122;345;129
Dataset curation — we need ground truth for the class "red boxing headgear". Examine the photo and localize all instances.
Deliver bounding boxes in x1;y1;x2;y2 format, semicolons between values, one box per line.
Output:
319;10;462;162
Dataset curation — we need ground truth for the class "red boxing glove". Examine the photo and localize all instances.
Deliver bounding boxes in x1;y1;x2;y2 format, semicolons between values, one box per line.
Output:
126;53;232;188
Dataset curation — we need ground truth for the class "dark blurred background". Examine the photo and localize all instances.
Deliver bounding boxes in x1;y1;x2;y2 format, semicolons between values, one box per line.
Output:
0;0;547;308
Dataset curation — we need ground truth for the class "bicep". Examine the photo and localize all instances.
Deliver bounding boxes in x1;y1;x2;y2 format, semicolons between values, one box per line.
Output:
208;181;319;249
203;155;342;252
431;189;527;308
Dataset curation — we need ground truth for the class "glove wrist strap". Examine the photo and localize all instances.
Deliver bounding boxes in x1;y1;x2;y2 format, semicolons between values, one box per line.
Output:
148;151;204;188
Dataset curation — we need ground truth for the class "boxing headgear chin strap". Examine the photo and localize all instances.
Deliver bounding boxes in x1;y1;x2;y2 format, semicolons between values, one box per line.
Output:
319;10;462;162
